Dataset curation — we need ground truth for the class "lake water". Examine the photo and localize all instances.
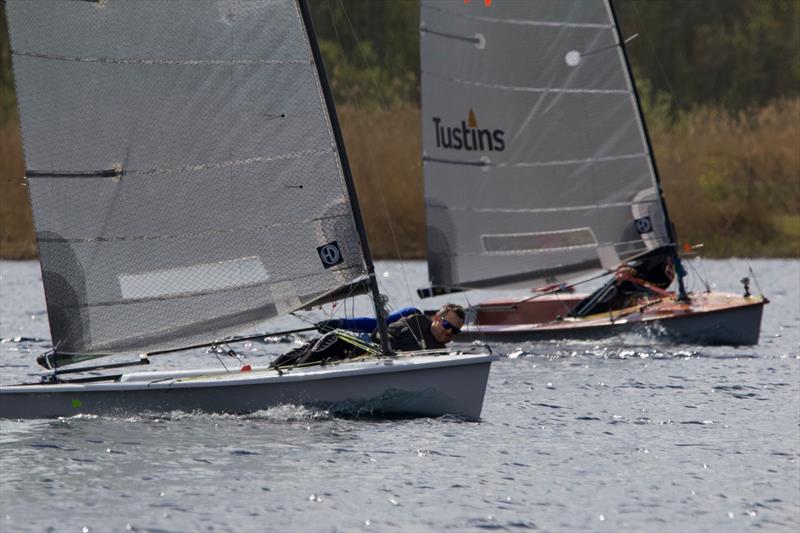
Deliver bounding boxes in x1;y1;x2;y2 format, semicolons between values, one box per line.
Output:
1;258;798;532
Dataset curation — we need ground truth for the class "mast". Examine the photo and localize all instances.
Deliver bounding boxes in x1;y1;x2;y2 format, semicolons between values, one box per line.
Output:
296;0;393;354
607;0;688;300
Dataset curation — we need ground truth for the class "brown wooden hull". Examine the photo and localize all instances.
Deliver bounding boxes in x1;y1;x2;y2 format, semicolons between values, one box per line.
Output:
462;292;766;346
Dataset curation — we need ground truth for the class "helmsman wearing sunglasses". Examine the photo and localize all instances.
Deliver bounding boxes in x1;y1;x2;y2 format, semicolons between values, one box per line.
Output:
314;303;465;352
375;303;465;352
271;304;466;370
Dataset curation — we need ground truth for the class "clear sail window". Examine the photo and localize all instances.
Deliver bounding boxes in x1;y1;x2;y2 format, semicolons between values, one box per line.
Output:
482;229;597;254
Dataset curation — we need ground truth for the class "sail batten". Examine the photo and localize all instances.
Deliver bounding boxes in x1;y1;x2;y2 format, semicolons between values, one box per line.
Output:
422;5;612;29
8;0;368;360
428;200;659;214
421;72;631;95
421;0;670;291
11;50;312;67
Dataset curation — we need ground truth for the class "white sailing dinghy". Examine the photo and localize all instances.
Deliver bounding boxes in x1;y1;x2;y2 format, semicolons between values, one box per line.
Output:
417;0;766;345
0;0;494;420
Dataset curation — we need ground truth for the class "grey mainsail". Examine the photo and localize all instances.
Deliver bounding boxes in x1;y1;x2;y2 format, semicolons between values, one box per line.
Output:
420;0;670;291
7;0;369;359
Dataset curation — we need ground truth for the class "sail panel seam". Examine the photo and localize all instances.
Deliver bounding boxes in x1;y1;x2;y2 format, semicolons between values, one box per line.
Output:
422;71;629;95
421;5;611;28
426;199;659;214
26;149;333;179
419;27;480;44
11;50;310;66
424;153;648;168
35;213;353;244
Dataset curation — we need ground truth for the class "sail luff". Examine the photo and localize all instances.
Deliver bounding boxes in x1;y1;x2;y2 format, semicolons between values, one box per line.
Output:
606;0;688;299
295;0;392;355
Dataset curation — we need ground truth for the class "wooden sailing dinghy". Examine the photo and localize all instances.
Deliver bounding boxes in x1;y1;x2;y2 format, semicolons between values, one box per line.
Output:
417;0;766;345
0;0;494;419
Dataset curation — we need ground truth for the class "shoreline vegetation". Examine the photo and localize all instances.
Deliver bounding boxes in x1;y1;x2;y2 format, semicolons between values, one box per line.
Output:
2;98;798;260
1;1;798;260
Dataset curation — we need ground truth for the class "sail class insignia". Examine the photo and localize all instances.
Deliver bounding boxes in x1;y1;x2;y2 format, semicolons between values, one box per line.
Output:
635;216;653;234
318;241;343;268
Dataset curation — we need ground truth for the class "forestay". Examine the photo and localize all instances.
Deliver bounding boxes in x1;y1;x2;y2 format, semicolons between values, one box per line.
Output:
7;0;367;359
420;0;670;291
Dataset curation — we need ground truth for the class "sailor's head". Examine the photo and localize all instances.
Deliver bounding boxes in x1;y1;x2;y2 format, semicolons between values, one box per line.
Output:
431;303;465;344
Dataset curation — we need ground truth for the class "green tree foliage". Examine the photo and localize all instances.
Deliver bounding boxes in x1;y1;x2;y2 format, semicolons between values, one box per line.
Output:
309;0;800;113
2;1;797;112
0;7;17;125
309;0;420;106
615;0;800;114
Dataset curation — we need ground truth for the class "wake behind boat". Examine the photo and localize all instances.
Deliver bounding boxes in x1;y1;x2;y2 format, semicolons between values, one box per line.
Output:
1;0;494;419
417;0;766;345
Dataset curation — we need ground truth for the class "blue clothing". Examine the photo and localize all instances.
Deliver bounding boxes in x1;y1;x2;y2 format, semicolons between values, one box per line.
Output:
330;307;421;334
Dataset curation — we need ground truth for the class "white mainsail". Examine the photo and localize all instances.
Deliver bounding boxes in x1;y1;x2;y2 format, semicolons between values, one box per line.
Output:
420;0;670;291
7;0;368;358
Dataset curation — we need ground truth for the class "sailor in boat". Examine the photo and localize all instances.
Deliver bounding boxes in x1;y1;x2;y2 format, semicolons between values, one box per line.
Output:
271;304;465;369
568;248;677;318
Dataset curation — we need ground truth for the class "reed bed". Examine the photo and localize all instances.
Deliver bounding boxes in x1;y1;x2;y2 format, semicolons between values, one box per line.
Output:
338;105;426;260
0;100;797;260
655;98;800;257
0;117;35;259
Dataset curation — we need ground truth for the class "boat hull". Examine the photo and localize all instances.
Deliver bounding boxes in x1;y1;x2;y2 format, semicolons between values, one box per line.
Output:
460;293;766;346
0;354;495;420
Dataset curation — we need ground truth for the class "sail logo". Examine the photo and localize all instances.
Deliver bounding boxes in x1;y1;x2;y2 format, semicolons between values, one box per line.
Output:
635;216;653;234
432;109;505;152
317;241;343;268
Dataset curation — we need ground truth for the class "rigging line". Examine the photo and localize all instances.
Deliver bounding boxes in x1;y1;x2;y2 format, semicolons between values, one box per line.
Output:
461;289;490;347
512;270;613;306
696;253;711;293
694;257;709;292
334;0;422;325
212;349;232;373
11;50;309;66
580;33;639;58
747;264;765;297
628;1;680;112
145;326;319;357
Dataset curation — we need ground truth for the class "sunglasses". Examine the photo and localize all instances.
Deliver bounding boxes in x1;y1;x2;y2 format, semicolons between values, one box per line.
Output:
440;317;461;335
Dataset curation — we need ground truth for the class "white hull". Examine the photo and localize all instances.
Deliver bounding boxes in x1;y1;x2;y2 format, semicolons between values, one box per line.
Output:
0;354;496;420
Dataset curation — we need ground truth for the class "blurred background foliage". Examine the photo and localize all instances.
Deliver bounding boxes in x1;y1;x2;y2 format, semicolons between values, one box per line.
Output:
308;0;800;114
1;1;798;259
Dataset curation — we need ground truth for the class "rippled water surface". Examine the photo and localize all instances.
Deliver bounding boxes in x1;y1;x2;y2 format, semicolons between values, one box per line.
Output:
1;259;798;532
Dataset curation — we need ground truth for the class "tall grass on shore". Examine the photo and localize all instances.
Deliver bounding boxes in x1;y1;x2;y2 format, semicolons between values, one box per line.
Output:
338;105;426;260
0;100;797;260
342;100;800;259
656;98;800;258
0;116;35;259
